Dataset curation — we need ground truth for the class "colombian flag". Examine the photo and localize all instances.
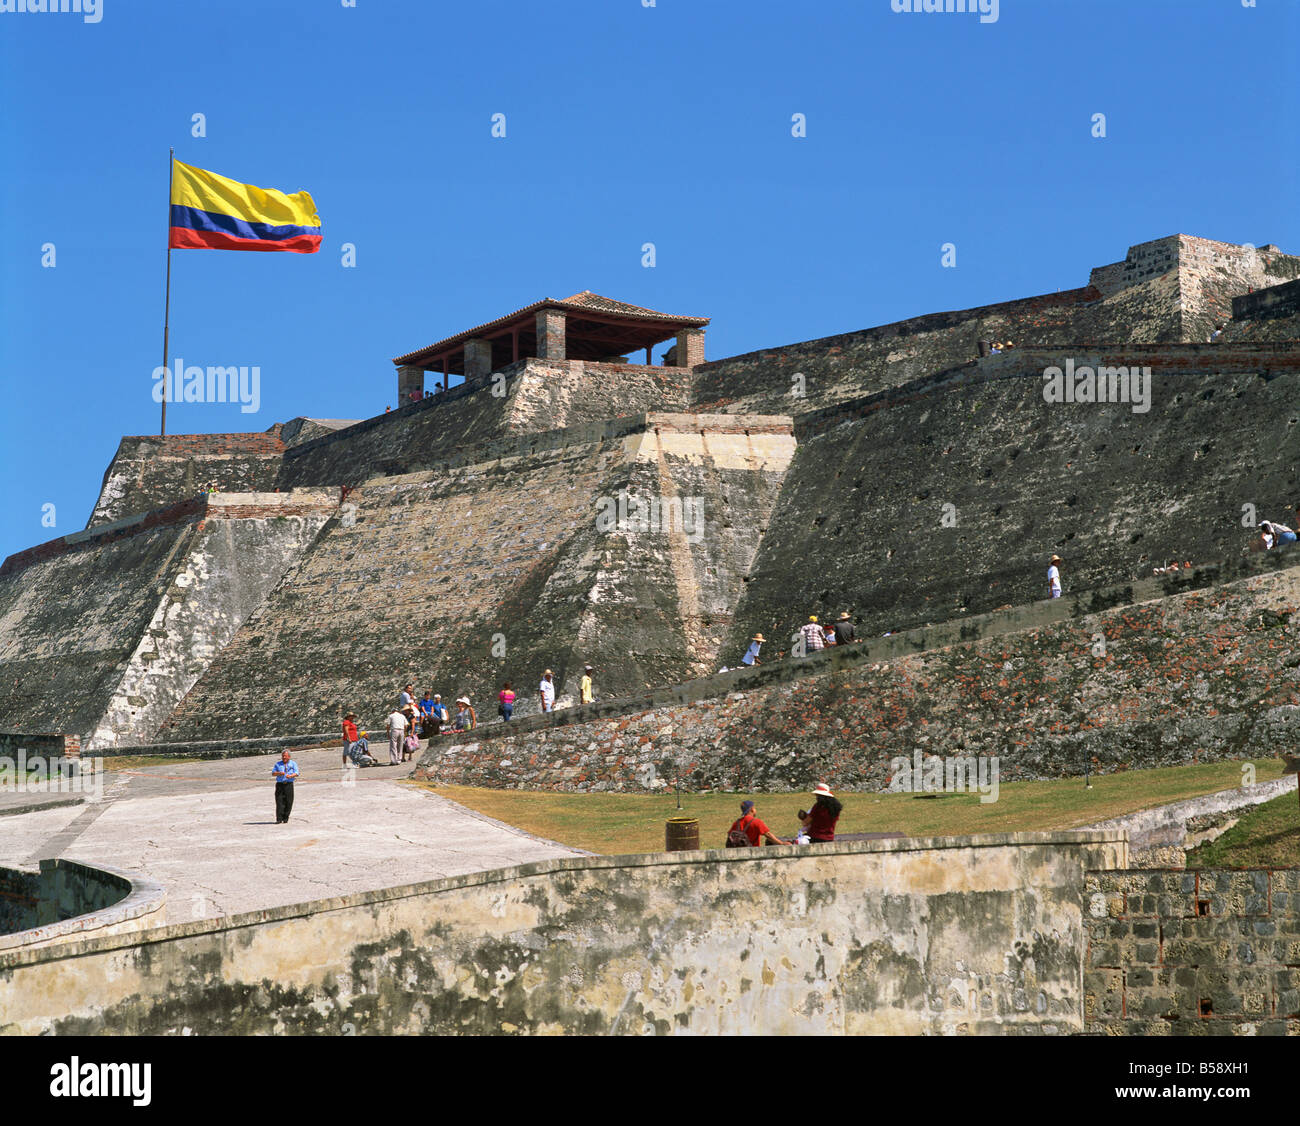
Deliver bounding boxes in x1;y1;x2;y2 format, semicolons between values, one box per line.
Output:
169;160;321;253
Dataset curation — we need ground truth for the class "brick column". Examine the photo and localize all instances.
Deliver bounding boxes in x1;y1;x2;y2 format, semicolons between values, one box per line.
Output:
397;364;425;404
464;338;493;379
676;327;705;368
536;309;566;360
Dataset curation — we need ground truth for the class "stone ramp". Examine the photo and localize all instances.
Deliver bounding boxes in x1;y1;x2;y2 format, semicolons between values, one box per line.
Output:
0;749;582;925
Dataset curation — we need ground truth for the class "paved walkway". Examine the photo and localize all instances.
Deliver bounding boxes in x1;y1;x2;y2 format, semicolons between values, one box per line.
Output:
0;750;583;925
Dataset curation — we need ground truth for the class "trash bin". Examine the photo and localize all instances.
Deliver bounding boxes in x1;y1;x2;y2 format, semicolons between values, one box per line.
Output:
665;816;699;852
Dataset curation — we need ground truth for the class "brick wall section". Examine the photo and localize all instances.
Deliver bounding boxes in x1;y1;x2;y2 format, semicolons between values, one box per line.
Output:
1085;868;1300;1034
414;551;1300;792
276;358;693;490
3;491;336;578
725;342;1300;656
87;432;286;526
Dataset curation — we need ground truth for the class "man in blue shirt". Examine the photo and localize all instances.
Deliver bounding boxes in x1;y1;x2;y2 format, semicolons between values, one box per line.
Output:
272;750;299;823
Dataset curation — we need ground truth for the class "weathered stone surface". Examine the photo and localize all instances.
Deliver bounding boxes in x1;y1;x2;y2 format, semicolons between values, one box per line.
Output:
1085;868;1300;1035
0;832;1124;1036
416;552;1300;792
0;493;336;746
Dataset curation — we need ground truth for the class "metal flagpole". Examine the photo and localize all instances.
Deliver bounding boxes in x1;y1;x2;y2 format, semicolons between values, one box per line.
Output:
161;147;174;436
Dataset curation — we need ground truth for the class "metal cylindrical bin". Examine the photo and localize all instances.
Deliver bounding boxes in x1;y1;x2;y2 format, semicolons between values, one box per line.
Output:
665;816;699;852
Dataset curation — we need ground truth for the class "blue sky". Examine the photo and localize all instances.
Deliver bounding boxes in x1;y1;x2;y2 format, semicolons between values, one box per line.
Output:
0;0;1296;563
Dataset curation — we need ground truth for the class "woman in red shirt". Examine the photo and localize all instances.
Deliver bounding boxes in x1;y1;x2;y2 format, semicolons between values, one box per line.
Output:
801;783;843;843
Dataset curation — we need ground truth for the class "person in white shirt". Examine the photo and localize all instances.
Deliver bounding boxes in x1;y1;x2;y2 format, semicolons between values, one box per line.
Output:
1047;555;1062;599
386;709;408;765
539;669;556;712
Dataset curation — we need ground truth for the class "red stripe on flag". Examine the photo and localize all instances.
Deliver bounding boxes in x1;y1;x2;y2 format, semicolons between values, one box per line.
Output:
168;227;322;253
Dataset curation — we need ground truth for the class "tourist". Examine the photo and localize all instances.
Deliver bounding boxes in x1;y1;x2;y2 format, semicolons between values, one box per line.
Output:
499;681;516;721
799;783;843;844
402;723;420;762
539;669;556;712
1269;520;1297;547
341;711;370;765
428;693;449;732
580;665;594;705
741;633;765;666
800;615;825;655
399;683;415;710
726;800;791;847
823;622;837;646
419;690;435;725
271;749;299;824
386;706;408;765
833;612;856;646
1047;555;1062;599
453;696;477;731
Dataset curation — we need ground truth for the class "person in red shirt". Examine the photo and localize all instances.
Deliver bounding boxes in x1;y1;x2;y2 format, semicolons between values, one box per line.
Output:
727;800;790;847
800;783;843;843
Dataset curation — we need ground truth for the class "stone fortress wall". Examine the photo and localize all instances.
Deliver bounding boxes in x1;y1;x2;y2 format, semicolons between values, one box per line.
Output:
3;234;1300;758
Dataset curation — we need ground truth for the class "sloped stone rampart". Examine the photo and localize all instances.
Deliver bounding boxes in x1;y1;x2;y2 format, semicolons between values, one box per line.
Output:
415;551;1300;792
0;492;337;744
160;414;793;742
727;342;1300;654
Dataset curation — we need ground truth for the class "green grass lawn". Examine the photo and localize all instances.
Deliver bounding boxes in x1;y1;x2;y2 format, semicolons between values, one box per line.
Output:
410;758;1285;855
1186;789;1300;868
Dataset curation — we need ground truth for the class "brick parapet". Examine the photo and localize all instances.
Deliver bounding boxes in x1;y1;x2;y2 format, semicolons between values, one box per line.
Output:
1;491;338;578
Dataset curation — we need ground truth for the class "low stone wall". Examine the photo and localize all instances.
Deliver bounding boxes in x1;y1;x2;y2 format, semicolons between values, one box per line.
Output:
0;831;1125;1036
0;859;165;953
1080;776;1299;868
1085;868;1300;1034
0;732;80;762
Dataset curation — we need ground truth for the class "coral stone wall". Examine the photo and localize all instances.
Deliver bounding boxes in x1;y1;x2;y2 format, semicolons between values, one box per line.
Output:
1085;868;1300;1034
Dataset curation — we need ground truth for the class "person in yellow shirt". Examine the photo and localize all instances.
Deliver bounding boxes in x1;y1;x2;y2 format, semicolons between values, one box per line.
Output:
580;665;594;705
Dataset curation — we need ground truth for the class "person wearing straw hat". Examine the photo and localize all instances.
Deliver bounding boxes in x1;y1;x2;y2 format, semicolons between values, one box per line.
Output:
539;669;556;713
833;612;856;646
799;783;843;844
1047;555;1063;599
452;696;477;731
741;633;765;667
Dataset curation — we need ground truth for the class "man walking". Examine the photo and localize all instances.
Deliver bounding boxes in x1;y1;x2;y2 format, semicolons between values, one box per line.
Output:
387;706;408;765
800;615;826;656
833;612;855;646
741;633;764;666
272;749;299;824
539;669;556;712
580;665;594;705
1047;555;1063;599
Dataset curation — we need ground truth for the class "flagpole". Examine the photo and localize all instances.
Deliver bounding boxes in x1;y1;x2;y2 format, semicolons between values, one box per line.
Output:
161;147;174;437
